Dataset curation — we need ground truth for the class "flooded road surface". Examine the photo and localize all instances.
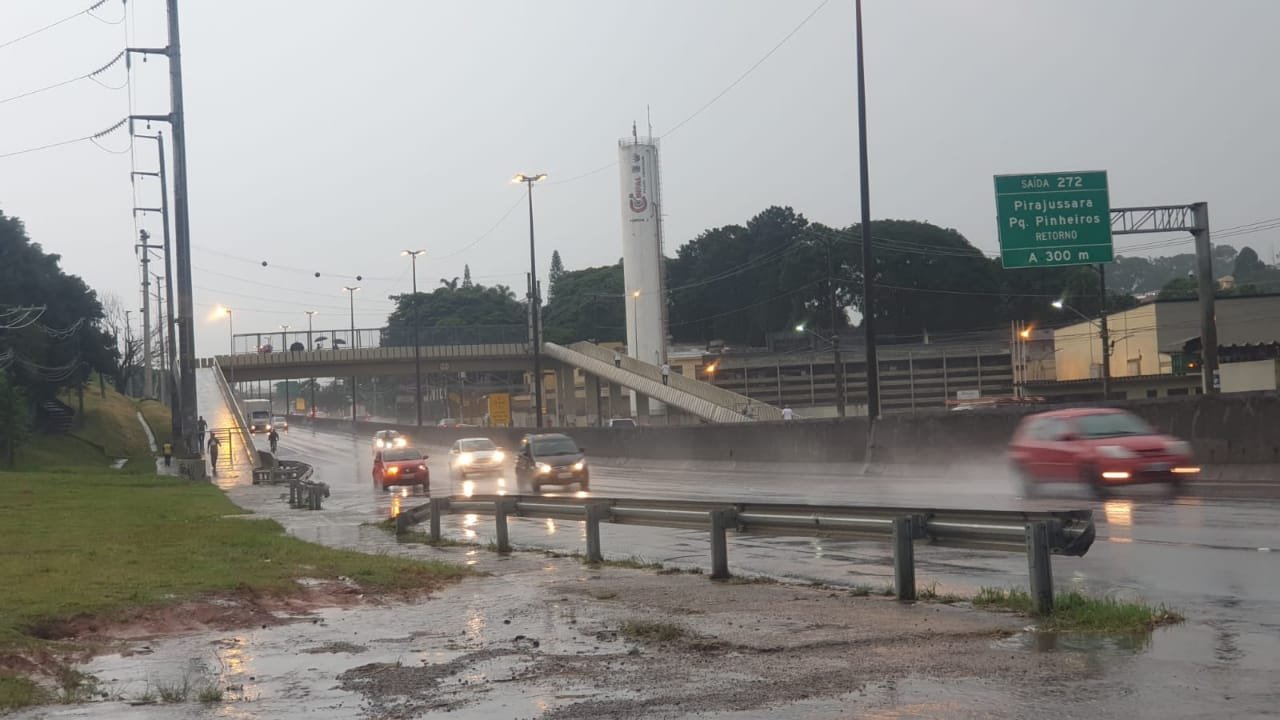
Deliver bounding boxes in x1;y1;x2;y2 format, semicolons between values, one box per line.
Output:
254;425;1280;714
60;384;1272;719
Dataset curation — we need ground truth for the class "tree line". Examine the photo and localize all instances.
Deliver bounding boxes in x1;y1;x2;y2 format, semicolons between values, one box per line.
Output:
0;211;122;466
382;205;1279;348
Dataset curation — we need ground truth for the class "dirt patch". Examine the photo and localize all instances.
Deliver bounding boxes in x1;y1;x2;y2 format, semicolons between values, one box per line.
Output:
301;641;369;655
27;581;372;643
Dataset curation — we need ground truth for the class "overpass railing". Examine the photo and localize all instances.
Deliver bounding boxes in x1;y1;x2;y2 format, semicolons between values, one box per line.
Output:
231;324;527;354
396;494;1094;615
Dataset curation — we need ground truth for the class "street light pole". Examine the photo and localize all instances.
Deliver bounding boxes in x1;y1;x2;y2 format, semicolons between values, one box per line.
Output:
343;286;360;423
797;324;845;416
305;310;317;418
1097;264;1111;400
1052;298;1110;399
514;173;547;427
402;249;426;427
855;0;880;420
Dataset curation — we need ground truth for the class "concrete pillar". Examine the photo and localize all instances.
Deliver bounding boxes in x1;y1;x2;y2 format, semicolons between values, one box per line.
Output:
635;391;650;424
608;381;623;420
585;373;601;427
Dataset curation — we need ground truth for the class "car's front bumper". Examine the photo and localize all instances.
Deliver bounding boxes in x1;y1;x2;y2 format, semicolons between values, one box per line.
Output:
1100;457;1199;484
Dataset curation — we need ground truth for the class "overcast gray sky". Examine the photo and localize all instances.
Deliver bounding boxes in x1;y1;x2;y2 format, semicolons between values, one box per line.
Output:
2;0;1278;356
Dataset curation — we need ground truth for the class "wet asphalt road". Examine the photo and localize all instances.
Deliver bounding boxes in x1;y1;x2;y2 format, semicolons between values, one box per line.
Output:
229;423;1280;696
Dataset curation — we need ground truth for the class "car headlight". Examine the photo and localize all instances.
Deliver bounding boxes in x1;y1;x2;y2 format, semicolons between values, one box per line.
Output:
458;452;474;466
386;466;399;475
1166;440;1192;456
394;438;407;448
376;439;385;448
573;460;585;471
493;450;505;463
1098;445;1137;459
536;462;551;474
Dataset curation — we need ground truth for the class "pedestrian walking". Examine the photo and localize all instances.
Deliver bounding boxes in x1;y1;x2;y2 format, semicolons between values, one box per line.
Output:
162;441;173;467
196;416;208;446
782;405;795;421
661;363;670;385
613;351;622;368
207;434;221;473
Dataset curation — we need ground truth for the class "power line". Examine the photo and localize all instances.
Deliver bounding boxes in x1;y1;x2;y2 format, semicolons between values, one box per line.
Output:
660;0;831;140
0;50;126;106
0;0;113;52
0;117;127;159
434;192;527;260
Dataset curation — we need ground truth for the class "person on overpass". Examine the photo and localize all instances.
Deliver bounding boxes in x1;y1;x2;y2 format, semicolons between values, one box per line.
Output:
196;416;207;446
661;363;670;385
782;405;794;421
207;434;221;473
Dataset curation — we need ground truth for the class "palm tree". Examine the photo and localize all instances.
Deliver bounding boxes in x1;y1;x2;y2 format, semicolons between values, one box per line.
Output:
439;277;460;290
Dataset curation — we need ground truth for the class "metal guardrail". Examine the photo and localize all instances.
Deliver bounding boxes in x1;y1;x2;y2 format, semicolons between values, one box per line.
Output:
209;363;259;468
395;494;1094;614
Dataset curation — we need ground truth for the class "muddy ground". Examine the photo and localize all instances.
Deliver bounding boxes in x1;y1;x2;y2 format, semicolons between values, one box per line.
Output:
9;542;1121;720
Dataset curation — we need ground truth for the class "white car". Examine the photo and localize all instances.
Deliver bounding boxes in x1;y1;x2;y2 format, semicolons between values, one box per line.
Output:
449;437;505;478
272;416;289;431
372;430;408;454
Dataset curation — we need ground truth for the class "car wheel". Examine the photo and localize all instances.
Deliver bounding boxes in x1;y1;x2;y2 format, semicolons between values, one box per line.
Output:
1013;463;1037;498
1083;464;1108;499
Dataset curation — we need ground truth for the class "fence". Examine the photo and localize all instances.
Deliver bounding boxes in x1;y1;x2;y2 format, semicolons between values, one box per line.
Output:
396;494;1095;615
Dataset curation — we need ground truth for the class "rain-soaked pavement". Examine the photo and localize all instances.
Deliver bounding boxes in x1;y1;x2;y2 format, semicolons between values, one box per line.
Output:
14;379;1280;718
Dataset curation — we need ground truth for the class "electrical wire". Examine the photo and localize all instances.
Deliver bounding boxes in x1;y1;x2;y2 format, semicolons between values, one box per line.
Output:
434;192;528;260
0;50;126;106
660;0;831;140
0;116;127;159
0;0;111;52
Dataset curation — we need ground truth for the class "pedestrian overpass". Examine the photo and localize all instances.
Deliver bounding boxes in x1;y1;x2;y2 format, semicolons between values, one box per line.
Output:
211;327;780;424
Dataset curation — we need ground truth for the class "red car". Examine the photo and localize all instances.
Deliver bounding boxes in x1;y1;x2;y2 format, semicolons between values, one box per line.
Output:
1008;408;1199;496
372;447;430;491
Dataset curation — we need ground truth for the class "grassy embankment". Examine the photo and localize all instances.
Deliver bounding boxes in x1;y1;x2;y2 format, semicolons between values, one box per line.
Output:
0;384;468;709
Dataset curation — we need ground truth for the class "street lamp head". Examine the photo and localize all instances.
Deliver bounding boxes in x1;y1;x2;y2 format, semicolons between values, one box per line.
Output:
215;306;231;318
513;173;548;184
794;323;806;333
343;286;361;294
305;310;317;317
1051;299;1065;310
631;290;641;299
1019;326;1032;339
401;249;426;258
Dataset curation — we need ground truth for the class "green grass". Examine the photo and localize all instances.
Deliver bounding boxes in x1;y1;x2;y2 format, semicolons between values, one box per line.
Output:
0;469;469;707
974;587;1184;631
620;619;686;642
0;676;51;711
13;382;169;473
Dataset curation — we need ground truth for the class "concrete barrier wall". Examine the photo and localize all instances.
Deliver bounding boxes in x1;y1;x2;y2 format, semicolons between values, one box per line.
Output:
304;390;1280;466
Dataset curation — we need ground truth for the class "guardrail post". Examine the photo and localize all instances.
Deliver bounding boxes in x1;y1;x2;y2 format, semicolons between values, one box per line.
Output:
893;516;916;602
429;498;449;542
494;498;515;553
1026;521;1054;616
288;481;299;507
584;503;609;563
709;509;737;580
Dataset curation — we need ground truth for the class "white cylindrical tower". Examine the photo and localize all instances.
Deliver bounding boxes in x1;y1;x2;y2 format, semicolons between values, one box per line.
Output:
618;136;666;370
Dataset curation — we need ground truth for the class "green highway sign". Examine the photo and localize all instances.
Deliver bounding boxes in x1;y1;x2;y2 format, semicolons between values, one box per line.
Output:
995;170;1113;269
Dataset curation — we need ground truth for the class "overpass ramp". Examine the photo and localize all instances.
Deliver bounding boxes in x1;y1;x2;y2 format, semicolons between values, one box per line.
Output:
544;341;783;423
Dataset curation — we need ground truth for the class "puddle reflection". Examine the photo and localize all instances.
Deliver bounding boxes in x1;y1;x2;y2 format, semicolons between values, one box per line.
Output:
462;480;476;498
463;513;478;540
545;518;557;535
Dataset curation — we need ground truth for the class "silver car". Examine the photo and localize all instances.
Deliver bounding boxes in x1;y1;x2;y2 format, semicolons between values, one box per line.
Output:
449;437;506;478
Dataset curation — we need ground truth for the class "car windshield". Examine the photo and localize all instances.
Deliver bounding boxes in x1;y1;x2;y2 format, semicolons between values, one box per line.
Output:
532;437;579;455
377;431;400;440
1074;412;1154;438
460;439;496;451
250;410;270;419
382;448;421;461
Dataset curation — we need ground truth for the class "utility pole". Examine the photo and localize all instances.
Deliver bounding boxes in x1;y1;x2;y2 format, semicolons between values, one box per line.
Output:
344;286;360;423
152;272;166;404
131;132;178;437
136;231;164;399
402;250;426;426
305;310;317;417
1098;264;1111;400
854;0;880;420
514;173;547;427
128;0;197;453
828;247;846;418
1193;202;1219;393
